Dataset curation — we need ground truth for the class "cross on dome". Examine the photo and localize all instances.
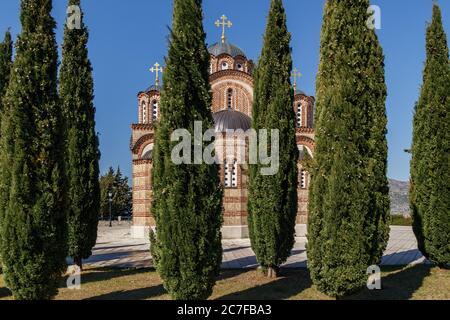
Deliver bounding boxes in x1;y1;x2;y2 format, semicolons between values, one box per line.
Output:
215;15;233;44
149;62;164;87
291;67;302;91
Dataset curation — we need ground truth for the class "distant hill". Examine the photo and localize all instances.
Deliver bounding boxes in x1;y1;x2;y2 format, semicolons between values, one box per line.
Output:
389;179;410;216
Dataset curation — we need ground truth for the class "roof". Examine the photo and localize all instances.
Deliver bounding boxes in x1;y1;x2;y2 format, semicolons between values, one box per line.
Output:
145;84;161;92
213;109;252;133
208;42;246;58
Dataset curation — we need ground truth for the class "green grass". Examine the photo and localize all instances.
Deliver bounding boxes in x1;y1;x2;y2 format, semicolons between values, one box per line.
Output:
390;215;413;226
1;265;448;300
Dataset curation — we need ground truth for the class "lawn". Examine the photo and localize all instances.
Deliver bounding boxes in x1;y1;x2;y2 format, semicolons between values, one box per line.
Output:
1;265;448;300
390;215;413;226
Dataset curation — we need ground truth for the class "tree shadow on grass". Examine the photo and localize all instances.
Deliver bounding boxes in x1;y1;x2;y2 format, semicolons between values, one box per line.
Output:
0;286;12;299
344;264;432;300
86;284;166;300
60;267;156;288
217;269;313;300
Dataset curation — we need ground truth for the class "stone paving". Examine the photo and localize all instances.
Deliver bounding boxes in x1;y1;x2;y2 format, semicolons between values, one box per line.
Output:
80;223;426;269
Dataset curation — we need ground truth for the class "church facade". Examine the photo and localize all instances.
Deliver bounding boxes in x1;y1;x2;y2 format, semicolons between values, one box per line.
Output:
130;35;315;239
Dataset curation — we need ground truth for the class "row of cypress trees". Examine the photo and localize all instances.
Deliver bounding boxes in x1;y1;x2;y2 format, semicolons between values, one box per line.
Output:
0;0;100;299
153;0;448;300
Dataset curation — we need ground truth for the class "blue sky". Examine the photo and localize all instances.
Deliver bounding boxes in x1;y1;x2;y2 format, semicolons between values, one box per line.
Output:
0;0;449;181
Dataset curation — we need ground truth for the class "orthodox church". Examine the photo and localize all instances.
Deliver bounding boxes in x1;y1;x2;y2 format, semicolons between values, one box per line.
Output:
130;16;315;239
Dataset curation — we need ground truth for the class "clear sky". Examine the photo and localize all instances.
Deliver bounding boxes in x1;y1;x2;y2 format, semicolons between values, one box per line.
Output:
0;0;449;182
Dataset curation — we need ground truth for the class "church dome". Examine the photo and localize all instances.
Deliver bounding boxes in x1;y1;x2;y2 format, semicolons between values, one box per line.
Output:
145;84;161;92
294;89;306;96
208;42;246;58
213;109;251;133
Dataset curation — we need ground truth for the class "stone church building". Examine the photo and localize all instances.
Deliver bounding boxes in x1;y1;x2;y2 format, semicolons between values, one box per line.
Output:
130;27;315;239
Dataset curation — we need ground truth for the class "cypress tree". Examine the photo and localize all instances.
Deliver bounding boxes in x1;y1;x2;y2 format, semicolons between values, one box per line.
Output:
0;30;13;271
0;0;68;299
0;30;13;110
307;0;390;297
247;0;298;278
150;0;223;300
60;0;100;270
410;3;450;267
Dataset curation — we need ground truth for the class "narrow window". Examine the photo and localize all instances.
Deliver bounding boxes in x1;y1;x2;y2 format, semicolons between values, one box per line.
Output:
237;63;243;71
231;159;238;187
224;159;231;188
297;103;302;128
142;102;147;123
227;88;233;110
300;170;307;189
152;100;158;122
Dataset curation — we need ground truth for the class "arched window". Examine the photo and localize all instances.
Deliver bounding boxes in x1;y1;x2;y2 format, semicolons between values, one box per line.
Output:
300;169;307;189
142;102;147;123
152;100;158;122
224;159;231;188
296;103;302;128
227;88;233;110
231;159;238;187
236;63;244;71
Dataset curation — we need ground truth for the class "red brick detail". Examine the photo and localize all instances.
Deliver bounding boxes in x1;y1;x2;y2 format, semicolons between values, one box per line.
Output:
133;185;152;191
224;211;248;217
296;136;315;153
131;134;154;155
132;123;154;131
133;212;153;217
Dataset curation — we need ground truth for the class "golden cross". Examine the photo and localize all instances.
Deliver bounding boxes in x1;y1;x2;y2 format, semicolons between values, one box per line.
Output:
215;15;232;44
291;67;302;91
149;62;163;86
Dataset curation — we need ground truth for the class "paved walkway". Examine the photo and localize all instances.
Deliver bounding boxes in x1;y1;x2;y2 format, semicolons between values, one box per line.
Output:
80;224;426;269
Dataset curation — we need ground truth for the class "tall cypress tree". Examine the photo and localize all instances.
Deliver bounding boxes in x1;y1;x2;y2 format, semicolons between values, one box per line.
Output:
410;3;450;267
0;30;13;271
247;0;298;278
308;0;390;297
60;0;100;270
0;30;13;110
0;0;68;299
150;0;223;300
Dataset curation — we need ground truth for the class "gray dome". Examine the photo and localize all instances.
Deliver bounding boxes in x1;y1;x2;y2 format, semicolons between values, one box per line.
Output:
213;109;251;133
208;42;246;58
145;84;161;92
295;89;306;96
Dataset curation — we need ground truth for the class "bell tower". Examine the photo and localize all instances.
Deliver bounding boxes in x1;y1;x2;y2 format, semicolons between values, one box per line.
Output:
130;62;163;238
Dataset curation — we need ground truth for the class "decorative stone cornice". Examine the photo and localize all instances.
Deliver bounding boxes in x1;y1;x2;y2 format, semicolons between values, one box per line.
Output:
133;159;152;165
132;123;154;131
210;69;253;84
296;127;315;134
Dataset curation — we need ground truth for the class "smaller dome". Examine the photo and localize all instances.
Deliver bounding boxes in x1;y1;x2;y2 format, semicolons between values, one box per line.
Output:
208;42;246;58
213;109;252;133
145;84;161;93
295;89;306;96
